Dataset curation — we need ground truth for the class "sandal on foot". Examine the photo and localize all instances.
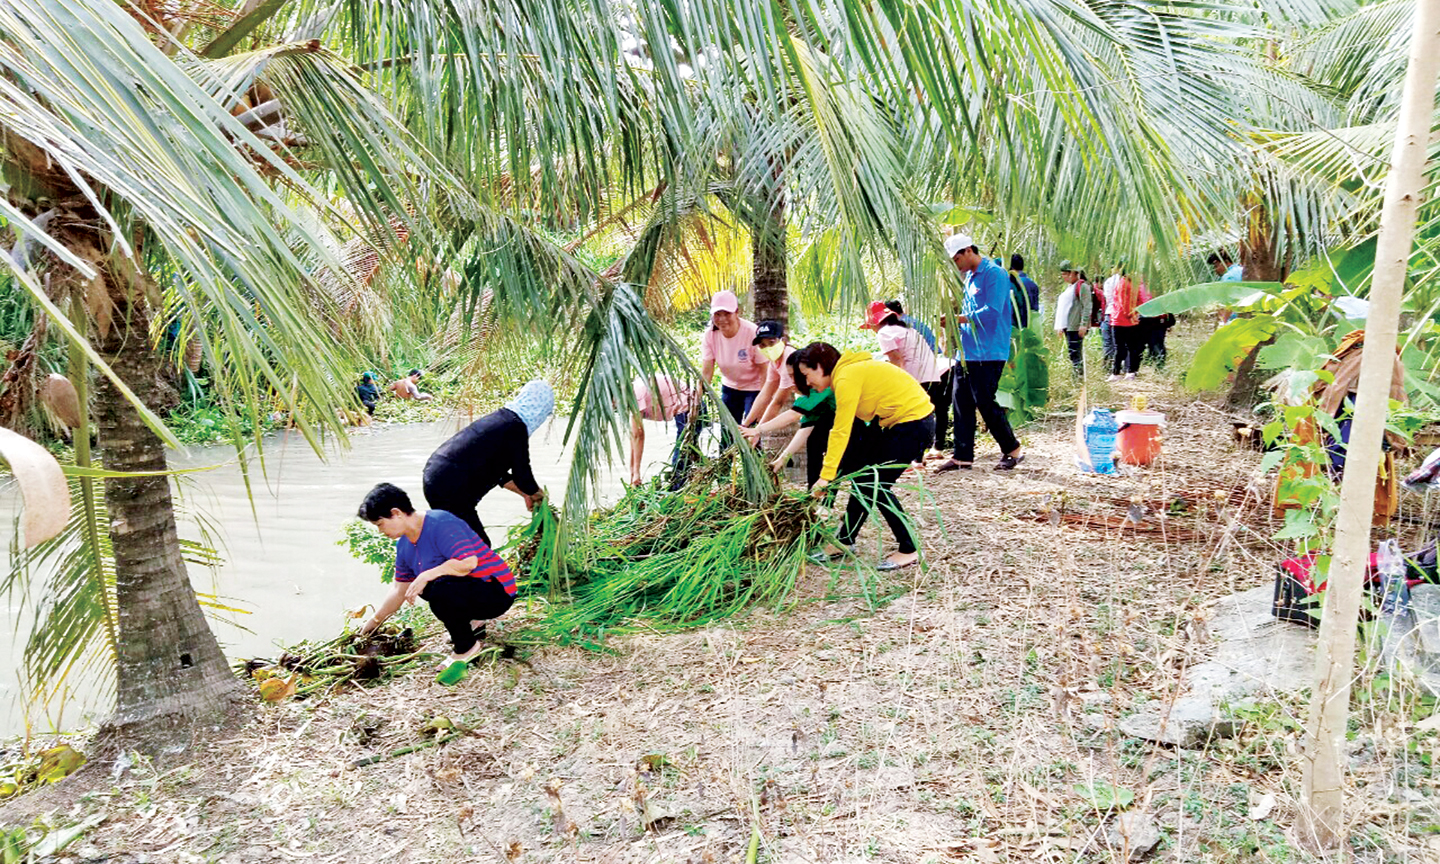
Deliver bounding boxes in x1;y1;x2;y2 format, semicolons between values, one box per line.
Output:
935;459;973;473
807;545;854;564
436;661;469;686
876;558;917;572
995;454;1025;471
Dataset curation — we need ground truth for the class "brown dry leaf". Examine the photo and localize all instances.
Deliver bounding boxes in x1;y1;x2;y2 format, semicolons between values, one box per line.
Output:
0;426;70;547
504;839;524;861
84;274;115;340
39;374;82;428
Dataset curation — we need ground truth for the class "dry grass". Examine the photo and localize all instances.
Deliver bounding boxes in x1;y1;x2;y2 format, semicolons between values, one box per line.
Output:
7;326;1439;863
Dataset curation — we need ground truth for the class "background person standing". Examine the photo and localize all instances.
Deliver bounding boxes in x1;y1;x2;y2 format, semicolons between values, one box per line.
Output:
885;299;949;453
937;233;1024;472
1108;268;1144;379
1053;262;1093;375
699;290;767;427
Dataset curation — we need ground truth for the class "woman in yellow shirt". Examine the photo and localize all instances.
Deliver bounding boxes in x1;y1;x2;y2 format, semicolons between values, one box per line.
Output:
797;342;935;570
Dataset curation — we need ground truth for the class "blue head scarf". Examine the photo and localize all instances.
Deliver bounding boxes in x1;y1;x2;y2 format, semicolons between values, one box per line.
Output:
505;379;554;436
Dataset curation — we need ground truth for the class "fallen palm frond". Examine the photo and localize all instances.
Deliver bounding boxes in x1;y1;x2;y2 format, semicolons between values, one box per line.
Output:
508;451;827;647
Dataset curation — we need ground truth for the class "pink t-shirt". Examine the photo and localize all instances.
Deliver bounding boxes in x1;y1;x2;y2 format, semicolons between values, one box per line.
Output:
632;375;691;421
700;319;766;391
764;345;796;391
876;324;942;384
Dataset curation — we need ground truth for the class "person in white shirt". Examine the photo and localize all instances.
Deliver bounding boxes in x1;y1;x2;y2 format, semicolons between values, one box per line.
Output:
1053;262;1093;375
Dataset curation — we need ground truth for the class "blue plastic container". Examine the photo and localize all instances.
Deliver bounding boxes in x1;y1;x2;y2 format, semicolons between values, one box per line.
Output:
1081;409;1119;474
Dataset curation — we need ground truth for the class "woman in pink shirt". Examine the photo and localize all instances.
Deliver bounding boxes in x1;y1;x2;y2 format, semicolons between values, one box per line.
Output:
699;290;768;425
1108;269;1144;380
742;319;798;427
629;374;697;486
860;301;943;386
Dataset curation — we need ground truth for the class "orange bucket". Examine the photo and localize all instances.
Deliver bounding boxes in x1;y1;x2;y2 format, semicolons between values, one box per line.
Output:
1115;410;1164;466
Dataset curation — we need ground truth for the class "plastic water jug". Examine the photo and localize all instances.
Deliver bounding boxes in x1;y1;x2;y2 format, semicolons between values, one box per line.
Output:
1081;408;1119;474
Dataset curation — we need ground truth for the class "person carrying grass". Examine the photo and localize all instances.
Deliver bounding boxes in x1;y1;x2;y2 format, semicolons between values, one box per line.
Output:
356;483;515;678
797;341;935;571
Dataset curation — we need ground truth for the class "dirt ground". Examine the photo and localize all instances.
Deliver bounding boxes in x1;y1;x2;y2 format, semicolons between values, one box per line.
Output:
5;336;1439;863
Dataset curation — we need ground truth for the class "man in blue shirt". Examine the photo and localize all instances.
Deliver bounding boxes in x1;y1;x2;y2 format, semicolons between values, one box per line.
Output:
936;233;1024;472
1208;251;1244;324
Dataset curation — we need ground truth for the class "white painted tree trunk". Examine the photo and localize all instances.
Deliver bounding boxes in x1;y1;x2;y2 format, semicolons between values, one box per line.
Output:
1299;0;1440;848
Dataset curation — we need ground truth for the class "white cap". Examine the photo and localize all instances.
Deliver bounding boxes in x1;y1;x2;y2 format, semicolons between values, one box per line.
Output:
943;233;974;259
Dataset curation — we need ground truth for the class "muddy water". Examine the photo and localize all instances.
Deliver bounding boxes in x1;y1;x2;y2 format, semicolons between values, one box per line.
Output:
0;415;681;736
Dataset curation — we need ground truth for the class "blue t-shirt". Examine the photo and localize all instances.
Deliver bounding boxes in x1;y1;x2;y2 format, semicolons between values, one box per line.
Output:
1222;263;1244;282
394;510;516;597
1017;272;1041;311
959;258;1013;361
901;315;939;353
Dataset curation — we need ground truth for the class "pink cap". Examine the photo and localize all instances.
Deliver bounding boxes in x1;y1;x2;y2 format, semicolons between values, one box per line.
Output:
710;290;739;314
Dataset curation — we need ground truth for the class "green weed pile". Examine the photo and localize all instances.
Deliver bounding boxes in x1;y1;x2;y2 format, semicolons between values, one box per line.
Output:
509;453;826;647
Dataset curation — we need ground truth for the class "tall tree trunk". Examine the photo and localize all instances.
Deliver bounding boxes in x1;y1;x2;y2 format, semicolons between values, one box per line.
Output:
750;196;787;325
1300;0;1440;848
92;262;240;747
1226;188;1287;411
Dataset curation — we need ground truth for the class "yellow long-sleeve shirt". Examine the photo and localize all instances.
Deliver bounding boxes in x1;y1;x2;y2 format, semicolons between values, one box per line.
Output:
820;352;935;481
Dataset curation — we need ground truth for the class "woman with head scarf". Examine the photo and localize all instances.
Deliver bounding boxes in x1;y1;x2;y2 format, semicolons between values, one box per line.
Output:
421;379;554;547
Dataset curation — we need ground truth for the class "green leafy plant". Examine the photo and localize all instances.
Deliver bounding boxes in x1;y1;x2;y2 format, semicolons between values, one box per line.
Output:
1073;779;1135;811
339;519;397;583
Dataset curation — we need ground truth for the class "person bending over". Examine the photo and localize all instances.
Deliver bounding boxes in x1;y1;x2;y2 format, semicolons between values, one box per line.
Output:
741;350;867;489
422;379;554;546
357;483;515;668
801;341;935;571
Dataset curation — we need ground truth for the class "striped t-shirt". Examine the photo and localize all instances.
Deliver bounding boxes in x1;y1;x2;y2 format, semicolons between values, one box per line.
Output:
394;510;516;597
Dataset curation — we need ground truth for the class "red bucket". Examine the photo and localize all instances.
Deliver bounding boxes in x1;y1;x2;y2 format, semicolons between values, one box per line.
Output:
1115;410;1164;466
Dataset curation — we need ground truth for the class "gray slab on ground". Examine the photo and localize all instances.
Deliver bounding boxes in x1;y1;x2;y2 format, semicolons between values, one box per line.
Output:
1119;585;1316;747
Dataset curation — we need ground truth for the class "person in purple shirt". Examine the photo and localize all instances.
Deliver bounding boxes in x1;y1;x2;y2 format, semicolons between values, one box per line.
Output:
357;483;516;668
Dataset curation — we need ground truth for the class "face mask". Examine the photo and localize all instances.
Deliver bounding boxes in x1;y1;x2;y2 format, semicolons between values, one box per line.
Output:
759;343;785;362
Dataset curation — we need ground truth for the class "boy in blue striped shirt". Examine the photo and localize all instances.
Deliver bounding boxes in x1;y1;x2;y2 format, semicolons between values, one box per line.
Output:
357;483;515;669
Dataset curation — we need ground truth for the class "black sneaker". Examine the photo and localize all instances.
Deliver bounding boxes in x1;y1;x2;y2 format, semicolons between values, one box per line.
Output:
995;453;1025;471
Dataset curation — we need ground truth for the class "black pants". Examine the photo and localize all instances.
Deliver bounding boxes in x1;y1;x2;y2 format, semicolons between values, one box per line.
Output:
1064;331;1085;373
952;361;1019;464
1112;324;1143;375
1143;318;1168;367
421;575;514;654
925;369;952;451
422;457;495;546
838;415;934;554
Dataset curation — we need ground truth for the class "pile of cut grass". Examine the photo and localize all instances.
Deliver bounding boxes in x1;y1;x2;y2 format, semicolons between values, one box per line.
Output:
509;452;827;647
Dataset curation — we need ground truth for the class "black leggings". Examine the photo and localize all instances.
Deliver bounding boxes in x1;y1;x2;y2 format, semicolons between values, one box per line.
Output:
925;369;952;451
422;457;495;546
1112;324;1143;375
421;575;514;654
838;415;935;554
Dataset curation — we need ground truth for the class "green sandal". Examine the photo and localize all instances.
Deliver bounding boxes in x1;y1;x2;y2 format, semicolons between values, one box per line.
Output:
436;661;469;686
